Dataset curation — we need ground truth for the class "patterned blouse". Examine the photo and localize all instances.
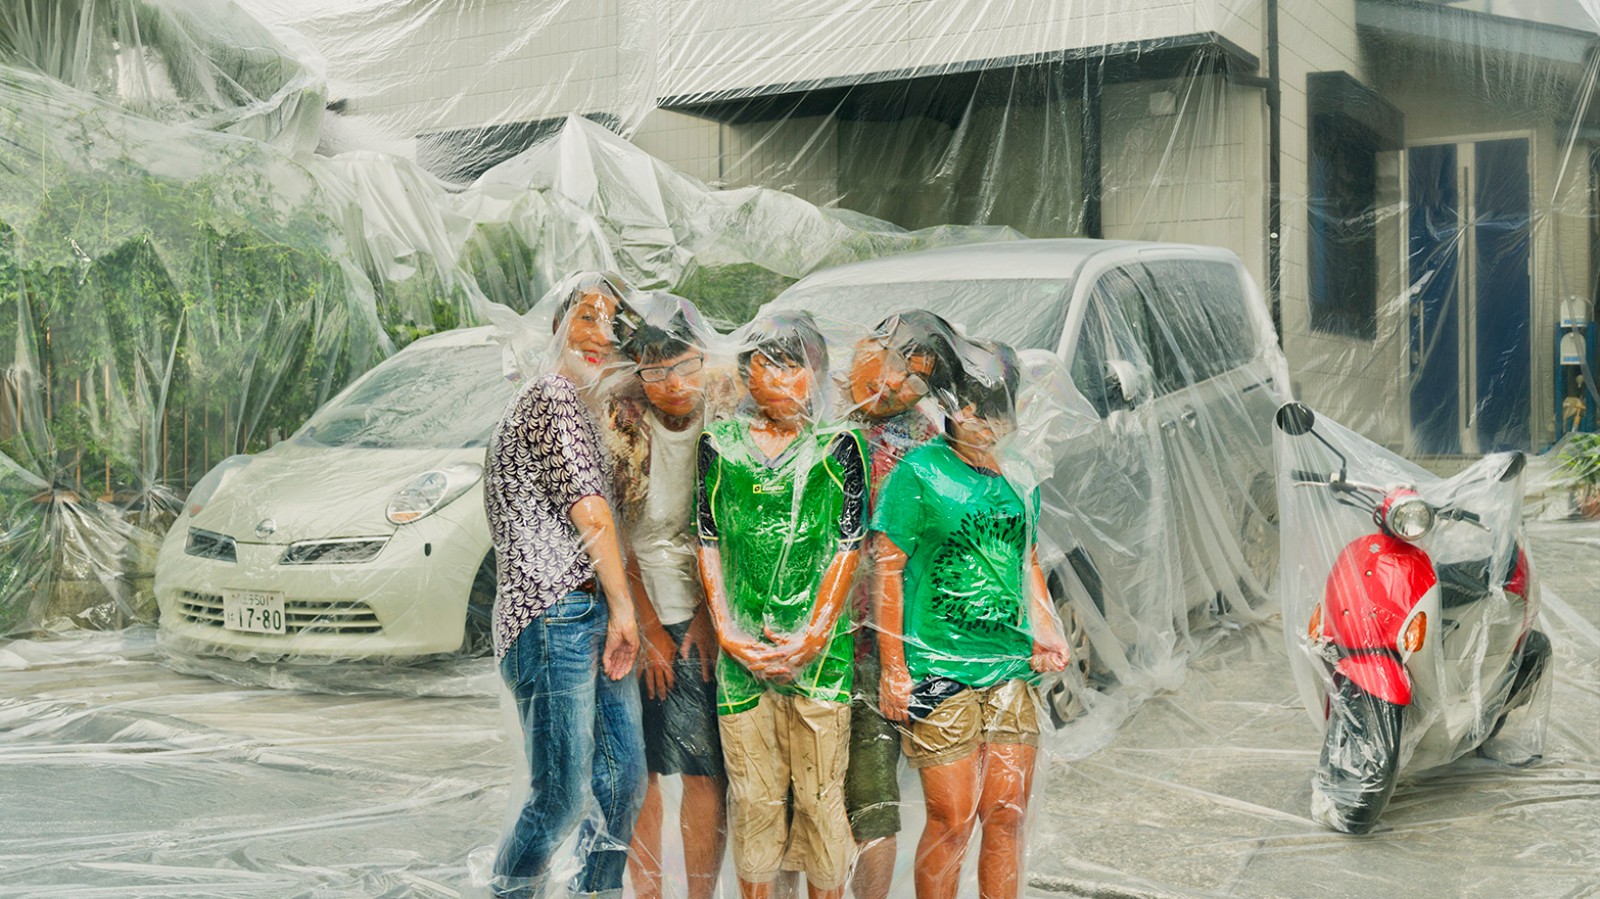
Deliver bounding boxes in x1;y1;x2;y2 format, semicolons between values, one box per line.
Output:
484;373;612;657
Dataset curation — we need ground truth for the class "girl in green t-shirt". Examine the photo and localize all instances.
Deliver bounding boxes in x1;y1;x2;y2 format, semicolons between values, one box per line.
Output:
871;339;1069;899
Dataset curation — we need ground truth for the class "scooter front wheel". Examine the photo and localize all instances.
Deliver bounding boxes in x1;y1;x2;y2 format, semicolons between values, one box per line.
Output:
1311;677;1405;834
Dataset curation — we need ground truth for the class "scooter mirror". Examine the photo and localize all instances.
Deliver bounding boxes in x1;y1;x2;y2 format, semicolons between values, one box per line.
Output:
1497;451;1527;483
1275;402;1316;436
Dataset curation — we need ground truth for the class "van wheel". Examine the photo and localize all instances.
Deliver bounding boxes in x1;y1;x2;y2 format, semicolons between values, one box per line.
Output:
462;551;496;656
1044;552;1100;728
1236;474;1280;609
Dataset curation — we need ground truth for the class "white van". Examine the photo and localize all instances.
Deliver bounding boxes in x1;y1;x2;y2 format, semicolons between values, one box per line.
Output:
765;239;1290;722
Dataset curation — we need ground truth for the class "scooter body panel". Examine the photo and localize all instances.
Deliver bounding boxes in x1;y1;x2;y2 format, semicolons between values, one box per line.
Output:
1322;533;1435;706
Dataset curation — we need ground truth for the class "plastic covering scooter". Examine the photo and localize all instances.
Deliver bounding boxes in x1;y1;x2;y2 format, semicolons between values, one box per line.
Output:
1274;402;1552;834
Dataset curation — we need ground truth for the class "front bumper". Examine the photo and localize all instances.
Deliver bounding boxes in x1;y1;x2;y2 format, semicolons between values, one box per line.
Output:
154;509;486;662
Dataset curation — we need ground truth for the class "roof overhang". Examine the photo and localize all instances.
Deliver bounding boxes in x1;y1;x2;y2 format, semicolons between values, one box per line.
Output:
1309;71;1405;151
1357;0;1598;69
659;32;1260;126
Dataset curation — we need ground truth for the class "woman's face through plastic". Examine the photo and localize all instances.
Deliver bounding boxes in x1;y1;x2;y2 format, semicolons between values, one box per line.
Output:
747;351;813;424
849;338;934;419
564;290;621;366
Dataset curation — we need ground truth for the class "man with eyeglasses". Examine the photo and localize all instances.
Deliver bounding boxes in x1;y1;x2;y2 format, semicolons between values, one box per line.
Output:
610;299;740;899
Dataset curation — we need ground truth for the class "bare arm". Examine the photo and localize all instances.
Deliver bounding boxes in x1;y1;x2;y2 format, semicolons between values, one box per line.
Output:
766;429;868;669
571;495;640;680
874;535;914;721
629;552;676;699
1027;548;1070;672
767;547;860;669
697;543;787;676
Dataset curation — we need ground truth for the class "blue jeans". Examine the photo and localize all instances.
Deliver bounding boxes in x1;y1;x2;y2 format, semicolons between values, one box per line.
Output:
494;589;646;899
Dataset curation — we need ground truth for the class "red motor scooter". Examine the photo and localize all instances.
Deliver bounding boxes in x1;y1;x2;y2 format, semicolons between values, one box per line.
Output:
1274;402;1551;834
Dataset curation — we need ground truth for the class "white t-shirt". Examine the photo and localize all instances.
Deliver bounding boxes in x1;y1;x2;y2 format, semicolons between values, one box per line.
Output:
633;413;702;625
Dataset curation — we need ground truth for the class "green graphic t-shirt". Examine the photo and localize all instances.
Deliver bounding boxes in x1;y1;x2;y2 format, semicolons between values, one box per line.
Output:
697;419;868;714
870;437;1040;688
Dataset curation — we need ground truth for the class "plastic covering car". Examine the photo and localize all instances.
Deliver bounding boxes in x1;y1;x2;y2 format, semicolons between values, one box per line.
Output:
153;327;516;661
766;238;1290;717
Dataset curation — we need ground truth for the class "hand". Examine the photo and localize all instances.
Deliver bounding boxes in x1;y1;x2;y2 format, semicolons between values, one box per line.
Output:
879;662;913;722
723;636;795;684
1030;633;1070;673
641;623;678;699
762;623;827;671
680;611;718;682
603;610;640;681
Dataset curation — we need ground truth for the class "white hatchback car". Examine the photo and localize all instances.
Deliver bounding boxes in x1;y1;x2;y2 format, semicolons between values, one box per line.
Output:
154;327;515;662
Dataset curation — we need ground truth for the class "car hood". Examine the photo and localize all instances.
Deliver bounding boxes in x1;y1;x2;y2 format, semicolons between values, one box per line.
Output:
187;444;484;545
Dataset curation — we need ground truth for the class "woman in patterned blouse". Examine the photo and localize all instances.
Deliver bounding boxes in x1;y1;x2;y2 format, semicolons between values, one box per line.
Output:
484;272;647;899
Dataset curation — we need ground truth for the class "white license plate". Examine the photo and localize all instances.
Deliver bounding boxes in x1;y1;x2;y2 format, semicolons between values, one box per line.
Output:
223;590;287;634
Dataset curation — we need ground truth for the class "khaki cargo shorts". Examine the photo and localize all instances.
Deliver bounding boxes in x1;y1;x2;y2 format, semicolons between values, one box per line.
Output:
901;678;1041;769
719;691;854;889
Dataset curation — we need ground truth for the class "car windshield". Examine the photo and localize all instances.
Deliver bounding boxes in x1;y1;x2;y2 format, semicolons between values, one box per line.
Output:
295;342;516;449
767;278;1074;350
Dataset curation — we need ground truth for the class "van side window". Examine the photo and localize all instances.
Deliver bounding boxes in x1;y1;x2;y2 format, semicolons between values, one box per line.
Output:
1140;260;1258;391
1072;267;1154;417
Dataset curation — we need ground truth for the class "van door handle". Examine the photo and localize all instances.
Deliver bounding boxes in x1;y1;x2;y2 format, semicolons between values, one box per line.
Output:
1181;410;1198;428
1161;419;1178;431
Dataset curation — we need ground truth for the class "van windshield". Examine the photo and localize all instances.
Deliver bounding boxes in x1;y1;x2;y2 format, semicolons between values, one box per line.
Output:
766;278;1074;350
296;343;516;449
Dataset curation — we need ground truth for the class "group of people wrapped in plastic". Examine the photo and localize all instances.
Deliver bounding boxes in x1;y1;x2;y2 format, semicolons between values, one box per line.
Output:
483;272;1072;899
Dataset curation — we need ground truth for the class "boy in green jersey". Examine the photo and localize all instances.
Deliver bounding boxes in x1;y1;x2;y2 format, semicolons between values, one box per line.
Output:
696;313;867;899
872;340;1069;899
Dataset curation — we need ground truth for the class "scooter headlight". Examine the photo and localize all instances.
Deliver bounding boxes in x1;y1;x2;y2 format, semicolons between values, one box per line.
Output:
1385;497;1435;541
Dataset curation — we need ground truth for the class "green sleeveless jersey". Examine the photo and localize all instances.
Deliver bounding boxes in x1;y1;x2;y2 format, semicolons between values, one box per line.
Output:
697;419;867;714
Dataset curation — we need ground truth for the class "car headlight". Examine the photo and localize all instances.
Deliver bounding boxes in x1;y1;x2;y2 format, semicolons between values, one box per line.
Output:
1384;497;1435;541
185;528;238;562
387;463;482;525
185;455;252;517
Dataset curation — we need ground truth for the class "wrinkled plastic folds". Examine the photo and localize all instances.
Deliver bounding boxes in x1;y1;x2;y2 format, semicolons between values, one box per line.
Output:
1275;402;1553;833
2;0;1599;895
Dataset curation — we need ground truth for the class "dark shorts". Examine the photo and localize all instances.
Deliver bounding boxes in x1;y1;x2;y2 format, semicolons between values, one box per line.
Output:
641;620;724;778
845;651;902;841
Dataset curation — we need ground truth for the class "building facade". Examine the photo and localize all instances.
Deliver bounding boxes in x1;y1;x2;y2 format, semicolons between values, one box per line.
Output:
300;0;1600;454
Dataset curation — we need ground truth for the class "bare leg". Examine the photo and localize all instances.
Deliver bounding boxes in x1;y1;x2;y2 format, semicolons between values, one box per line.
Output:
773;870;801;899
681;774;729;899
975;744;1038;899
914;756;981;899
742;878;775;899
630;773;665;899
849;835;896;899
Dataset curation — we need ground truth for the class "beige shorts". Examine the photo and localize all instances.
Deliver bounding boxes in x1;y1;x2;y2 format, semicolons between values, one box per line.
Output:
901;678;1041;769
719;692;854;890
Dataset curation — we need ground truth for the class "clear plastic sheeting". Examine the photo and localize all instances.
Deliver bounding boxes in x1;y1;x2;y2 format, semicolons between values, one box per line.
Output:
1029;517;1600;895
1274;402;1553;833
768;240;1291;737
3;0;1600;897
0;0;1017;642
3;521;1596;897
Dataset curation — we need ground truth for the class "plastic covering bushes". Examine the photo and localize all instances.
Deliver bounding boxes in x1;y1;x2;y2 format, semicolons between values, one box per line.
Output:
0;0;1598;897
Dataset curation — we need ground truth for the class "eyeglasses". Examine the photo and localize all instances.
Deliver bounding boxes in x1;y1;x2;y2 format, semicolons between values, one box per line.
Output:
637;355;705;383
